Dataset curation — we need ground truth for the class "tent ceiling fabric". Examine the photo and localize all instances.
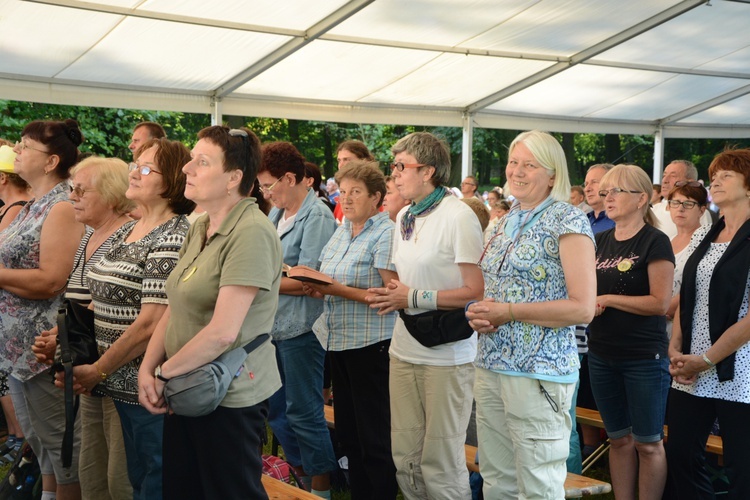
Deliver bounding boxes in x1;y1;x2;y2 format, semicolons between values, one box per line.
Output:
1;0;750;138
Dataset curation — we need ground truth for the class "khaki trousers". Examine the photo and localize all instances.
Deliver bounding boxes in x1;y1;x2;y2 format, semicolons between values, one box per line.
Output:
389;357;474;500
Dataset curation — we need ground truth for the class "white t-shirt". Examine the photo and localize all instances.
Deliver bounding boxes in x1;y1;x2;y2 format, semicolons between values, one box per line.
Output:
389;196;484;366
653;199;713;240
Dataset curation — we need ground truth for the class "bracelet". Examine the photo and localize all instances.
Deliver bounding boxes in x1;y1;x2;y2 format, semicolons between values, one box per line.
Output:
508;303;516;322
154;365;171;383
415;289;438;310
702;354;716;368
94;361;107;381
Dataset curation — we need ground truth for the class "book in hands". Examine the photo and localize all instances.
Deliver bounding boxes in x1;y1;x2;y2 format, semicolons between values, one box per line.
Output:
283;264;333;285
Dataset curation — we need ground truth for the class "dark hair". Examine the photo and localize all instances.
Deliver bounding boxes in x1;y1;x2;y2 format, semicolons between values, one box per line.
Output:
334;160;387;208
708;147;750;190
305;161;327;198
139;138;196;215
259;142;306;183
571;185;584;196
197;126;262;196
667;183;708;206
134;121;167;139
336;140;374;161
4;173;29;191
21;119;83;179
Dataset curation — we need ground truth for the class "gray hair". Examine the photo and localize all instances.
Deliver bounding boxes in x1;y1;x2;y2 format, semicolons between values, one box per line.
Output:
587;163;615;173
391;132;451;187
669;159;698;180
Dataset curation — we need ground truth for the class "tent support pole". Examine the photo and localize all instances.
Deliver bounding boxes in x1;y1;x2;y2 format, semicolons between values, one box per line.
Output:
211;97;223;126
462;112;474;179
653;126;664;184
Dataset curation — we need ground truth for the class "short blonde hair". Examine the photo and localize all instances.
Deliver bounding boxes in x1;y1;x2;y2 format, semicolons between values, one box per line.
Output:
508;131;570;203
72;156;134;215
461;197;490;232
600;164;656;227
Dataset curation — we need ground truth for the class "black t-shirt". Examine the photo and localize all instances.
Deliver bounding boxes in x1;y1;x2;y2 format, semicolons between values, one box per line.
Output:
588;224;675;360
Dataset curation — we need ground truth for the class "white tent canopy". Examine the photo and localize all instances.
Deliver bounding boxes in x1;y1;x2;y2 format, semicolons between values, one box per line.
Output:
2;0;750;174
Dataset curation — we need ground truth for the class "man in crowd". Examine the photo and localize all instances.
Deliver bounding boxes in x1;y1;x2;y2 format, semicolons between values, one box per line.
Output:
653;160;713;239
128;121;166;158
461;176;482;199
570;185;592;213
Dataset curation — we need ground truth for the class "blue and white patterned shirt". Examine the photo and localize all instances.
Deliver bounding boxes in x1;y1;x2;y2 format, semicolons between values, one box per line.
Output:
313;211;397;351
476;202;594;380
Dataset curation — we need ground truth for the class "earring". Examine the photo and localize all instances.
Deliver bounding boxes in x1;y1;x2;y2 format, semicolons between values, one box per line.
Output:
227;189;231;196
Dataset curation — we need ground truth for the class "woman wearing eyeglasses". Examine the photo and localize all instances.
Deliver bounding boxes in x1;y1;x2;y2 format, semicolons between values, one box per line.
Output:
367;132;484;500
74;138;193;500
139;127;281;500
665;148;750;500
0;120;85;500
588;164;674;500
465;131;595;499
257;141;338;497
665;182;710;338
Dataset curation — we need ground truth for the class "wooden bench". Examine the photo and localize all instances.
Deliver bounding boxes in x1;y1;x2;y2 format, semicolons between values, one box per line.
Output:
575;406;724;472
464;444;612;498
262;474;319;500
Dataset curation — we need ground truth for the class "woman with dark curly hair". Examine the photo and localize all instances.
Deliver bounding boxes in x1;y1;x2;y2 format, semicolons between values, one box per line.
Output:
257;141;338;497
0;119;86;500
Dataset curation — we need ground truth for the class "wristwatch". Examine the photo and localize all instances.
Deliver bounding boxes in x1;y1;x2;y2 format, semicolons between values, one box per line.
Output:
154;365;170;383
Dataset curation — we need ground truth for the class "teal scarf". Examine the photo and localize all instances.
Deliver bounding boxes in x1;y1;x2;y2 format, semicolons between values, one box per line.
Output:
400;187;449;240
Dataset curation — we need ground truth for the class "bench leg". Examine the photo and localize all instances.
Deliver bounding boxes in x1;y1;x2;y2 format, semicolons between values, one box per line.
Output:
581;440;610;474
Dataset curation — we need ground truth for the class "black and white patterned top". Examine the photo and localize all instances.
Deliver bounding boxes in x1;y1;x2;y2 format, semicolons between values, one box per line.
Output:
88;215;189;403
673;226;750;404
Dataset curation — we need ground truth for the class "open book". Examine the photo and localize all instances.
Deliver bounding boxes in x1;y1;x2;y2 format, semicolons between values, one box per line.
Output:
283;264;333;285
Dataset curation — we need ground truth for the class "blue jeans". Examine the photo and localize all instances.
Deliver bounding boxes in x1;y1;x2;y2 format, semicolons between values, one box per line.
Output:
113;401;164;500
267;331;337;476
588;352;670;443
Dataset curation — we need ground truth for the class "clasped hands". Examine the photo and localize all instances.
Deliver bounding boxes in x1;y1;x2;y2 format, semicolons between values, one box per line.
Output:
669;348;708;385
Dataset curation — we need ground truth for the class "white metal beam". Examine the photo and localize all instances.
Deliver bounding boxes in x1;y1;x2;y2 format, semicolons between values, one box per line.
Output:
653;127;664;184
214;0;375;98
466;0;707;113
659;83;750;125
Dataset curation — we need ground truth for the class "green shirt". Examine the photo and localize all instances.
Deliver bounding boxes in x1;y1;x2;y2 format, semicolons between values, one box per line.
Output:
164;198;282;408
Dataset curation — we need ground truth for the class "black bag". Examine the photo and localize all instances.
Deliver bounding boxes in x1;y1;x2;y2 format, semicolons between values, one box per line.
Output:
398;308;474;347
52;299;98;372
53;299;97;469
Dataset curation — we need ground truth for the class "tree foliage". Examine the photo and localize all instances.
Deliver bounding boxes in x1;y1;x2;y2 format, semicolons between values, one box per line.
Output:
2;100;747;190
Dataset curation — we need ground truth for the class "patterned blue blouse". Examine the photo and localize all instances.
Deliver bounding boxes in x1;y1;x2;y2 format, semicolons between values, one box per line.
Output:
476;202;594;380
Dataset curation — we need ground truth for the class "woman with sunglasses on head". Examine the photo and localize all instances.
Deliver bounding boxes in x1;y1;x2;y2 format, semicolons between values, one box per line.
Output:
73;138;193;500
588;164;674;500
465;130;596;499
367;132;484;500
0;120;86;500
665;182;710;338
139;127;281;500
666;148;750;499
257;141;338;498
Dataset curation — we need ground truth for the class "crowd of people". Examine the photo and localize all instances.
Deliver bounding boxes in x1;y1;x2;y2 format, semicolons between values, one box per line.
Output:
0;119;747;500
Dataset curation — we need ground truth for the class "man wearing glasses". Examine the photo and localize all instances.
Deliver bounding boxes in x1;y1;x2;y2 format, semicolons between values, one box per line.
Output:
461;175;482;200
653;160;713;239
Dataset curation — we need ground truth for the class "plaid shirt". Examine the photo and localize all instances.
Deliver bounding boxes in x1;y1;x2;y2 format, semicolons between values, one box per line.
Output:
313;211;397;351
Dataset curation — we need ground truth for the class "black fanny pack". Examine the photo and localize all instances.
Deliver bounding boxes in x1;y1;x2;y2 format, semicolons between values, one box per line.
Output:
398;308;474;347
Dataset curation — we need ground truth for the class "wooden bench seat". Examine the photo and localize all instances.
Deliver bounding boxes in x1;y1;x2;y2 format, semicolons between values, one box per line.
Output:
464;444;612;498
325;404;612;497
262;474;319;499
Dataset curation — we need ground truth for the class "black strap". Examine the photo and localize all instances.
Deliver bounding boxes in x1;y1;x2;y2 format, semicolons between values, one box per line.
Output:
242;333;270;354
57;306;78;469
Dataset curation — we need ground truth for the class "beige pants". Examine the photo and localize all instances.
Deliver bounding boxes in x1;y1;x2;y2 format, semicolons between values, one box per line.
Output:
79;395;132;500
389;357;474;500
475;368;574;500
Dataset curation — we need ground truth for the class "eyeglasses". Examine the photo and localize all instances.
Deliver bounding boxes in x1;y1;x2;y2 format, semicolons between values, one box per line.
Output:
598;187;642;198
674;180;703;188
128;162;162;176
667;199;699;210
390;162;429;172
70;185;95;197
260;177;282;194
14;141;50;155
